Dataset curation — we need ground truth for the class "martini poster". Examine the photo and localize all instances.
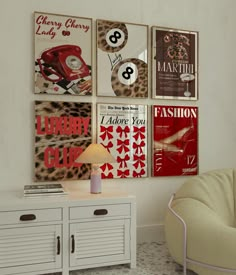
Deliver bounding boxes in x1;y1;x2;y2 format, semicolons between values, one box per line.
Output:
152;26;198;100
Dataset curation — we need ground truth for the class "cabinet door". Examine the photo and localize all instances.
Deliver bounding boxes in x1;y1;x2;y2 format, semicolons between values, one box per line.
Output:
70;219;130;268
0;225;62;275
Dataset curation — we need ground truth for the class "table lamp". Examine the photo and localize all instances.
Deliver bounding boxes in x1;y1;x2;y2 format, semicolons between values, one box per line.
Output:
75;143;116;193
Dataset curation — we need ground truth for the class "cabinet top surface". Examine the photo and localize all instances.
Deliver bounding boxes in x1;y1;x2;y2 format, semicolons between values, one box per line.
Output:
0;184;135;210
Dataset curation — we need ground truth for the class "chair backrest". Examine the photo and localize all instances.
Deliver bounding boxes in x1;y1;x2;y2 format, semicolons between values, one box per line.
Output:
174;168;235;226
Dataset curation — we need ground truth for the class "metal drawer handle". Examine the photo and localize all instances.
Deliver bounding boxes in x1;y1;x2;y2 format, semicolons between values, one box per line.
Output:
71;235;75;254
94;209;108;216
20;214;36;221
57;236;60;255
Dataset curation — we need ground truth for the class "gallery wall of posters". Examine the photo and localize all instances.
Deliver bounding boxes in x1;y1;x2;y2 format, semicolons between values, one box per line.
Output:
34;101;92;181
152;105;198;176
97;19;148;98
32;11;201;180
97;104;148;178
34;12;92;95
152;26;198;100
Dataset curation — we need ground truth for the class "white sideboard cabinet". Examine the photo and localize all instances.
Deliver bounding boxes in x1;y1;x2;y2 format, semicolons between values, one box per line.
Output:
0;185;136;275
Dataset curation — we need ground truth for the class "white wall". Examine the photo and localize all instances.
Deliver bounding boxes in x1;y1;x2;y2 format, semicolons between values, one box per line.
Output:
1;0;236;243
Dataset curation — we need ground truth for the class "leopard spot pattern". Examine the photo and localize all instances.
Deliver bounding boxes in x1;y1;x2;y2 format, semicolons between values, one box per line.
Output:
97;20;128;53
111;58;148;97
34;101;92;182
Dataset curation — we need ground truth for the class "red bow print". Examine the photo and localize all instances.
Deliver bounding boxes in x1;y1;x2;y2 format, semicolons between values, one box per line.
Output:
102;172;114;179
117;139;130;154
133;126;146;140
117;169;130;178
99;126;113;141
100;163;114;172
133;169;146;178
117;155;130;168
116;126;130;139
133;140;145;154
102;141;113;152
133;154;146;169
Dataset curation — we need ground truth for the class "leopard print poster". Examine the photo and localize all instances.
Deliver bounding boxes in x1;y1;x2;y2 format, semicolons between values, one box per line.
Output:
96;19;148;98
34;101;92;181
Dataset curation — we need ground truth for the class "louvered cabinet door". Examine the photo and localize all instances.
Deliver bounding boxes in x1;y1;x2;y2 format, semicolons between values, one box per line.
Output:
70;219;130;268
0;225;62;275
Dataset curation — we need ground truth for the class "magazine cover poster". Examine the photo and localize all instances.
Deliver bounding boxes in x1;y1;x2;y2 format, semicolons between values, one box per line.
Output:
34;101;92;181
152;27;198;100
97;104;148;179
34;12;92;95
152;105;198;176
97;19;148;98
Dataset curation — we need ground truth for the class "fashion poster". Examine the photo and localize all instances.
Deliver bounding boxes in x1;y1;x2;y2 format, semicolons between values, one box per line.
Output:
97;19;148;98
152;105;198;176
34;12;92;95
97;104;148;179
34;101;92;181
152;27;198;100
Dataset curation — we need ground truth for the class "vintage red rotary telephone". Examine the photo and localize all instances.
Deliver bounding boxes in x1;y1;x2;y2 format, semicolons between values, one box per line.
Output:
37;44;90;82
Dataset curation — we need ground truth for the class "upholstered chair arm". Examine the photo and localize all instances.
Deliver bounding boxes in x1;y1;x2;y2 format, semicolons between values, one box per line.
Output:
165;197;236;270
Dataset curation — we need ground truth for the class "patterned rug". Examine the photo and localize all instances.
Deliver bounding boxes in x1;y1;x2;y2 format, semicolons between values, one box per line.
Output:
49;242;196;275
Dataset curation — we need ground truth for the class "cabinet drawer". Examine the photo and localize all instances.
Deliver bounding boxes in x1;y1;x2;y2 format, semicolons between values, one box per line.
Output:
0;208;62;225
70;204;130;220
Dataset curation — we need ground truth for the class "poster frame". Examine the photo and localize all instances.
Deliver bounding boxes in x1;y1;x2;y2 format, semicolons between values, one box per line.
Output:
96;19;148;98
152;26;199;100
97;102;148;179
34;11;93;96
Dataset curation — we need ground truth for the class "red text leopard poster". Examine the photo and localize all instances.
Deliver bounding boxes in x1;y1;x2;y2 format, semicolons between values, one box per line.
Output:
34;101;92;181
152;105;198;176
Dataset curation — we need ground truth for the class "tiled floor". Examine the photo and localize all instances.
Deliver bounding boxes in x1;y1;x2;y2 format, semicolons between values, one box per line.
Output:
50;242;196;275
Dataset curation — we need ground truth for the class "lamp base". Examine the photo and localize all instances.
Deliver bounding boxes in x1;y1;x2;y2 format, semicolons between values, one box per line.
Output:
90;174;101;194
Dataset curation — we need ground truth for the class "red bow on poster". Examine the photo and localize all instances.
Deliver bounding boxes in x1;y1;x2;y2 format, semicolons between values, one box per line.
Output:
133;126;146;140
133;140;145;154
101;141;113;152
102;172;114;178
100;163;114;172
133;154;146;169
117;169;130;178
133;169;146;178
116;126;130;139
117;155;130;168
99;126;113;141
117;139;130;154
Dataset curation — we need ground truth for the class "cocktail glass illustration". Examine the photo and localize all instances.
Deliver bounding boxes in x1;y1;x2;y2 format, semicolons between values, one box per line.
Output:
180;73;195;97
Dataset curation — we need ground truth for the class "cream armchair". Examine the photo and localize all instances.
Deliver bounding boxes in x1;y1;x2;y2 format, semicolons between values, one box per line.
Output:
165;169;236;275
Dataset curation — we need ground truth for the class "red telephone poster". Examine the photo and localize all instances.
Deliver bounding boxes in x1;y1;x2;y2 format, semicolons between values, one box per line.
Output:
34;101;92;181
152;105;198;176
97;103;148;179
34;12;92;95
152;26;198;100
